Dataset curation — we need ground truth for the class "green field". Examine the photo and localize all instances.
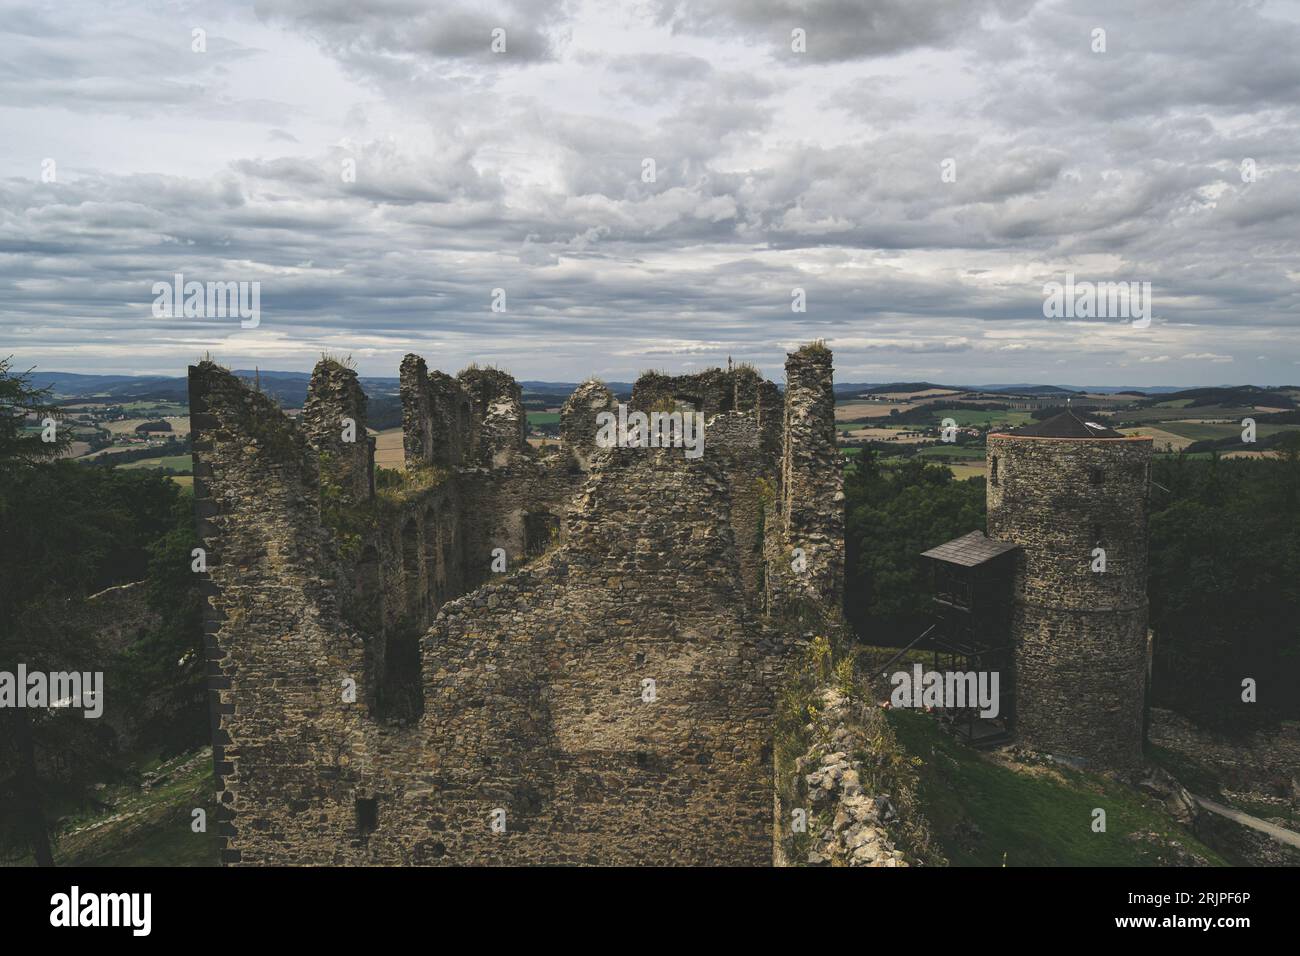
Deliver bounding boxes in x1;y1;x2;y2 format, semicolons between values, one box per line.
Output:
925;409;1033;428
118;401;187;415
527;411;561;426
1155;421;1299;442
118;454;193;471
914;444;986;459
1118;405;1262;424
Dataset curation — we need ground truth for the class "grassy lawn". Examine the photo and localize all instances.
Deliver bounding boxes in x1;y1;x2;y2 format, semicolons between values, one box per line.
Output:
889;711;1229;866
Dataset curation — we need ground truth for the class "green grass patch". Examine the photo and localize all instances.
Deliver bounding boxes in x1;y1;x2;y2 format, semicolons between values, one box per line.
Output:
888;711;1229;867
527;411;561;426
914;444;986;459
119;401;187;415
49;750;220;867
925;409;1033;428
117;454;193;471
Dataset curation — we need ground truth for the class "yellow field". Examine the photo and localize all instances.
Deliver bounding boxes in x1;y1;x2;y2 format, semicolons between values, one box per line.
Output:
842;426;930;444
1118;426;1193;451
105;415;191;436
373;428;405;470
835;401;918;421
1223;450;1282;460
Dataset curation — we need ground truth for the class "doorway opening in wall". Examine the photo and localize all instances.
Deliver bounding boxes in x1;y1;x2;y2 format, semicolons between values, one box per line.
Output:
524;511;560;558
376;620;425;725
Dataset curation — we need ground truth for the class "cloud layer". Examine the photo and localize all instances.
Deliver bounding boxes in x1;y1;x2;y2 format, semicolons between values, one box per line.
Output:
2;0;1298;384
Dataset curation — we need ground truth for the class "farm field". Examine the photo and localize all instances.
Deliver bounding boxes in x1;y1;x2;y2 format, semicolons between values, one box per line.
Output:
872;388;960;400
835;400;918;421
117;454;192;471
932;409;1034;428
1119;426;1194;451
105;415;191;436
374;427;404;470
526;411;561;426
1153;421;1300;442
914;444;986;459
1116;405;1263;424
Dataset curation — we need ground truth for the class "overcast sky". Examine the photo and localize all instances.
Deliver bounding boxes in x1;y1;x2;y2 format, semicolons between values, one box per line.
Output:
2;0;1299;386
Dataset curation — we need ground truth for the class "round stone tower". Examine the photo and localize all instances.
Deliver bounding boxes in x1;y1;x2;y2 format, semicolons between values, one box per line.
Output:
986;411;1152;767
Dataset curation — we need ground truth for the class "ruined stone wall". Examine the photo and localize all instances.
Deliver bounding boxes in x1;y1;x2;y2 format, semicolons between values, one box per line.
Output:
560;379;617;472
303;359;373;504
986;433;1152;767
192;345;841;865
399;355;477;469
459;367;527;468
704;410;772;608
766;344;844;621
348;447;784;864
189;361;368;864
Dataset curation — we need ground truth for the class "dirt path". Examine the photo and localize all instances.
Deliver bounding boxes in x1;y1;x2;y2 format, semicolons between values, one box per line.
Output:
1192;795;1300;848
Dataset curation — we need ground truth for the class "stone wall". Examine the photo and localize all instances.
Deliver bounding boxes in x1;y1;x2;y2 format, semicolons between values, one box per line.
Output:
190;345;844;865
766;344;844;621
986;432;1153;767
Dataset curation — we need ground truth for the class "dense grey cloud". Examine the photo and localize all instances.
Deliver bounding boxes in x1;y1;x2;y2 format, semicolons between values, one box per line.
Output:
0;0;1298;385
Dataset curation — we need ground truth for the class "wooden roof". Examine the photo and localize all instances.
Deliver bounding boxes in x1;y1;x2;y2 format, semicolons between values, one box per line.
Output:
921;530;1020;567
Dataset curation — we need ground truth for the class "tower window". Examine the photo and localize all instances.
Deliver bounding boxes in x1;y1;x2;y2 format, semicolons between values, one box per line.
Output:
356;797;378;834
1092;524;1105;547
1089;467;1105;486
990;456;999;485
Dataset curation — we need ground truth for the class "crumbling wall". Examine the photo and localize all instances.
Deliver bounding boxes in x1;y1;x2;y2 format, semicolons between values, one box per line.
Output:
399;354;478;468
459;367;527;468
766;344;844;621
303;358;373;504
560;379;617;471
352;447;786;864
193;344;843;865
189;361;368;865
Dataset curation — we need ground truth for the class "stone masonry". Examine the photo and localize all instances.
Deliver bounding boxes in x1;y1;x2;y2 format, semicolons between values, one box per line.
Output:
986;428;1153;767
188;344;845;865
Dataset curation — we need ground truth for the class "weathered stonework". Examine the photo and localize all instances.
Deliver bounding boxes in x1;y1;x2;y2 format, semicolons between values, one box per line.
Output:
559;380;617;472
796;689;910;867
986;430;1153;767
189;344;845;865
766;344;844;620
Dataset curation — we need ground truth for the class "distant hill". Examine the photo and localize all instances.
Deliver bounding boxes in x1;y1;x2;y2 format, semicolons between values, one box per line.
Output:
27;369;1294;409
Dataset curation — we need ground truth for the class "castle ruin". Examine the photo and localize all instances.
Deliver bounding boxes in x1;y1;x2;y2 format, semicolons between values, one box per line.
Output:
987;413;1153;767
924;411;1155;767
188;344;843;865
